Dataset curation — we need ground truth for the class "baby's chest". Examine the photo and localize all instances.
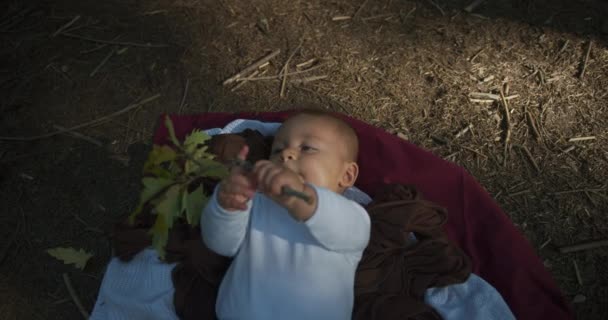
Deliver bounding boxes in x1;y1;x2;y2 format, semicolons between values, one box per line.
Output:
249;202;318;247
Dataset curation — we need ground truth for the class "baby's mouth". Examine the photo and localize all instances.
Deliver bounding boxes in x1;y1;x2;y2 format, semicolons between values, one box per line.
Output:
282;164;306;182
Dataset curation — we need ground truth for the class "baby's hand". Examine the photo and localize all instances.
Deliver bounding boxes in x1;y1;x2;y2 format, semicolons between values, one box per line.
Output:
252;160;306;208
217;146;256;211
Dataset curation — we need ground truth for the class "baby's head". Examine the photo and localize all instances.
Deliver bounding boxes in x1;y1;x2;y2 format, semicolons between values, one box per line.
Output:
270;110;359;194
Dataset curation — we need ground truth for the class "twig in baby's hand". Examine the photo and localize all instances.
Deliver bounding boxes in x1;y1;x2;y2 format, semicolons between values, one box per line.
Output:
230;158;254;171
281;186;313;204
230;158;313;203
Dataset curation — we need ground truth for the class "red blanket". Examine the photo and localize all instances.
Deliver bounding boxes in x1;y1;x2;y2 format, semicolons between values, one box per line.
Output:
154;112;573;320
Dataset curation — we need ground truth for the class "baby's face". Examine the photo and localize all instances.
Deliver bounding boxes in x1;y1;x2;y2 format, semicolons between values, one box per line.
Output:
270;115;351;193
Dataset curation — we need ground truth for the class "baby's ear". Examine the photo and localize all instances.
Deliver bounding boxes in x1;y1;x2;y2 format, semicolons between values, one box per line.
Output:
339;162;359;189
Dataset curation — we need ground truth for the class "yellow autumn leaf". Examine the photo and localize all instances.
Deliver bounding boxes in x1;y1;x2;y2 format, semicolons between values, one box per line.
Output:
143;145;177;176
128;177;175;224
184;130;211;156
149;215;169;260
46;247;93;270
184;185;208;226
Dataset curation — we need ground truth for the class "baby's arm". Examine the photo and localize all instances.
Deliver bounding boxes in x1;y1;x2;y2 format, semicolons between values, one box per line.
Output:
201;146;255;257
201;188;252;257
251;160;370;253
304;186;370;253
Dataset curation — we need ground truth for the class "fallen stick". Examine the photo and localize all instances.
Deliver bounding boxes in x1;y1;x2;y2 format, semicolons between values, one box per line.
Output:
515;145;540;173
568;136;595;142
554;39;569;61
90;46;117;77
499;88;511;166
237;63;324;82
332;16;352;21
425;0;445;15
249;75;328;85
560;145;576;154
222;49;281;85
353;0;369;19
464;0;486;13
469;92;519;101
469;98;495;104
469;48;485;62
178;78;190;112
539;237;552;249
53;125;103;146
579;40;592;79
62;273;90;319
401;6;417;22
454;124;473;139
52;15;80;37
61;32;168;48
525;106;541;141
559;239;608;253
460;145;487;158
296;58;317;69
552;188;604;195
573;260;583;286
231;70;260;91
289;75;328;84
481;75;495;83
280;41;303;98
510;189;531;197
280;65;289;98
0;94;160;141
362;14;395;21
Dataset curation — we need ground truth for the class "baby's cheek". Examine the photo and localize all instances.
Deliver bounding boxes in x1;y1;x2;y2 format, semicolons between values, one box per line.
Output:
305;171;328;188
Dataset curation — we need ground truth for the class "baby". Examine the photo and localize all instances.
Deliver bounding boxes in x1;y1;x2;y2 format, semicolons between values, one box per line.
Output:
201;110;371;320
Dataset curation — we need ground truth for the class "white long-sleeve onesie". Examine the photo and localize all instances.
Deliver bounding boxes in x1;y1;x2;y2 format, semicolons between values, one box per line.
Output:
201;185;371;320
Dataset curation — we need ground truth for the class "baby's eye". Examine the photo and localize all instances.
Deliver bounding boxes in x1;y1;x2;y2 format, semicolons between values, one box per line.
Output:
271;148;283;154
301;145;317;152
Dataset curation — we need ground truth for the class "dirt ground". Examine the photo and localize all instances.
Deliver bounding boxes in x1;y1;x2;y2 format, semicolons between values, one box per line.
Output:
1;0;607;319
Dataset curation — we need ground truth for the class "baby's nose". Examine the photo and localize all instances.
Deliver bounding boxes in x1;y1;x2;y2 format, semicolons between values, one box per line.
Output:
280;149;297;162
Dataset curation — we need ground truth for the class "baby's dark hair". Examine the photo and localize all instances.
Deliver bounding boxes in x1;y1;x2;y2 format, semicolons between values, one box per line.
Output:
283;109;359;162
